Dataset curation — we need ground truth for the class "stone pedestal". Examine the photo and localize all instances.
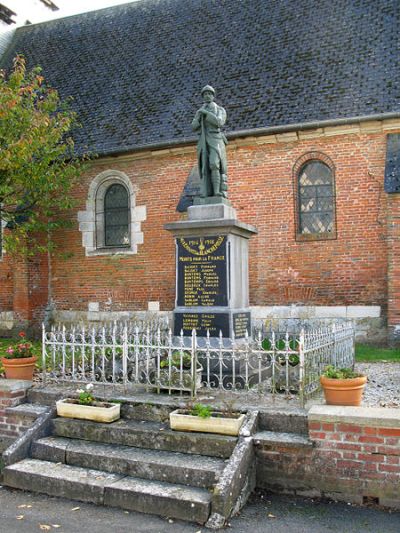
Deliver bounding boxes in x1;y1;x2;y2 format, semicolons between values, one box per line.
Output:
165;204;257;338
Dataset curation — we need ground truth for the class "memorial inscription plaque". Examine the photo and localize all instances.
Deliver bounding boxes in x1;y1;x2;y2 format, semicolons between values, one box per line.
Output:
174;311;230;337
177;236;228;307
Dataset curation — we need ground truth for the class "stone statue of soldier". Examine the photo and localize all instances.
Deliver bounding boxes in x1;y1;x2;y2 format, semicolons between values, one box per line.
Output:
192;85;228;200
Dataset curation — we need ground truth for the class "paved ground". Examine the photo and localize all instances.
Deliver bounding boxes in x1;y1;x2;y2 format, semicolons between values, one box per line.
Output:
0;486;398;533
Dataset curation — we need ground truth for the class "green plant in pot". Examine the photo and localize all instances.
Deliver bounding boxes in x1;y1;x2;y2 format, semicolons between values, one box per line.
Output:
320;365;367;406
1;332;37;380
169;402;246;436
56;383;121;423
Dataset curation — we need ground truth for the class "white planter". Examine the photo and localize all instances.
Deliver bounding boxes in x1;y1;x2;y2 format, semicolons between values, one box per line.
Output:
169;409;246;436
56;399;121;423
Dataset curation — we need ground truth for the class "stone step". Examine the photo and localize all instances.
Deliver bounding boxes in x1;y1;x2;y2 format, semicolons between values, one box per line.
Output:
52;417;237;459
258;408;309;435
253;430;313;448
3;459;211;524
32;436;225;488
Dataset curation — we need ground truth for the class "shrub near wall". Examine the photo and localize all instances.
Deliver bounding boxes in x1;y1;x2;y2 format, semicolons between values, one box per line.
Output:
256;405;400;509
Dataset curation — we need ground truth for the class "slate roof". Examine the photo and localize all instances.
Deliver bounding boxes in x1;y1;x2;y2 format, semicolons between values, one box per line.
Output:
1;0;400;156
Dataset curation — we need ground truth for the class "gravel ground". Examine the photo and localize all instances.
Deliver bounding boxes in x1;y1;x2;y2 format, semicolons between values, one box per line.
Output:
356;362;400;408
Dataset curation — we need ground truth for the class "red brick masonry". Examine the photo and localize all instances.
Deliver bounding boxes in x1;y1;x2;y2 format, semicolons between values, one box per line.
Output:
256;405;400;509
0;381;32;444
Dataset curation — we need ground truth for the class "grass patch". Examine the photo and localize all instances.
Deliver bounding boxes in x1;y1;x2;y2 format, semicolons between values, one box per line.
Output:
355;343;400;362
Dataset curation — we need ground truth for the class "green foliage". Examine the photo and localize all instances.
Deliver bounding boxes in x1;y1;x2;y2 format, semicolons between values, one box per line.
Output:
76;384;95;405
322;365;362;379
262;338;297;351
160;350;192;369
0;55;90;256
191;403;212;418
355;343;400;362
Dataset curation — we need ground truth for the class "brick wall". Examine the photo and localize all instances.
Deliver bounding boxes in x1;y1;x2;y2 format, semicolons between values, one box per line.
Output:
49;131;390;312
0;381;32;446
1;121;399;335
0;256;13;312
387;194;400;340
256;406;400;509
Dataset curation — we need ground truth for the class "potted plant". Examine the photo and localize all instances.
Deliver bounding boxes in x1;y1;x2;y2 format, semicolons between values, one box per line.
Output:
151;350;202;391
320;365;367;406
56;383;121;423
169;402;246;436
1;332;38;380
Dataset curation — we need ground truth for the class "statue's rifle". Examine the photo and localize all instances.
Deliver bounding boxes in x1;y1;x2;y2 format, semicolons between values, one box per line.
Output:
200;106;207;188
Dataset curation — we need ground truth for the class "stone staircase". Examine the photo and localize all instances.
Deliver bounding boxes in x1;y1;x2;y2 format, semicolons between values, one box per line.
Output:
3;400;256;527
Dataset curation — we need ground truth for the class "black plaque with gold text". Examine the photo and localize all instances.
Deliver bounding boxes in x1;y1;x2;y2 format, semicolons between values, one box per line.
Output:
176;236;228;307
174;311;230;337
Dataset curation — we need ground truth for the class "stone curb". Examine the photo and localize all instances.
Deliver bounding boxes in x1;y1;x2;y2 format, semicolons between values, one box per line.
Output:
308;405;400;428
3;407;56;466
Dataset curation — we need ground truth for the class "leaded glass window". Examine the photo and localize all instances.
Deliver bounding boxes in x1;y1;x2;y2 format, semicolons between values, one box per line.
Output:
298;161;335;235
104;184;130;247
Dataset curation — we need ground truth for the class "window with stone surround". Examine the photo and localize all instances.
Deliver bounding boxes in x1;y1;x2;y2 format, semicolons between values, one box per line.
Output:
294;153;336;241
78;170;146;256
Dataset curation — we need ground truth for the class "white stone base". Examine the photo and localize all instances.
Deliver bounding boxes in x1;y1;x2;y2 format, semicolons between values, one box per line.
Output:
0;311;14;331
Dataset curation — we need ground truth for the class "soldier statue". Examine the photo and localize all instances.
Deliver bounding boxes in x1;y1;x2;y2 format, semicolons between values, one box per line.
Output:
192;86;228;199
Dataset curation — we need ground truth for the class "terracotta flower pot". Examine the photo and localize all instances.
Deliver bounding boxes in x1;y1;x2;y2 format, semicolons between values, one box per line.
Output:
1;356;38;380
320;375;367;406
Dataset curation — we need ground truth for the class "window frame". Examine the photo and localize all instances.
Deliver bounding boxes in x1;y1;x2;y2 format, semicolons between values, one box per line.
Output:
293;152;337;242
78;170;146;257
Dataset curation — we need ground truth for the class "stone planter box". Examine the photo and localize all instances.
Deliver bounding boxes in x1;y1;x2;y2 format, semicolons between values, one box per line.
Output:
170;409;245;436
56;399;120;423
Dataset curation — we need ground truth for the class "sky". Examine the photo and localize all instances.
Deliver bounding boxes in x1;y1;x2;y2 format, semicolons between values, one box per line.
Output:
1;0;136;29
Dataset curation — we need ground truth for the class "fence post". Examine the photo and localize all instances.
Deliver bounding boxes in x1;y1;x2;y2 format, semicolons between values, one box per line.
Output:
42;323;47;386
298;328;305;407
122;323;128;388
191;329;197;398
332;322;337;368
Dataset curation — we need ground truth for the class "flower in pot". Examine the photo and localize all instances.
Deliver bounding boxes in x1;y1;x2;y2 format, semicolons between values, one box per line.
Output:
1;332;37;380
169;402;246;436
56;383;121;423
320;365;367;406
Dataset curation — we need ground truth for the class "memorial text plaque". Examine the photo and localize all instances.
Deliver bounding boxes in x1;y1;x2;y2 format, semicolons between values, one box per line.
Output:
176;236;228;307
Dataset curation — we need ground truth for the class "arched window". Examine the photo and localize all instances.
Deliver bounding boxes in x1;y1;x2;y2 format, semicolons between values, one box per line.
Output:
296;158;336;240
78;170;146;256
104;183;130;247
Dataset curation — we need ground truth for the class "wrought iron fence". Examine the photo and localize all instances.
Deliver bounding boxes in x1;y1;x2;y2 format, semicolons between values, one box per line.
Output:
41;321;354;406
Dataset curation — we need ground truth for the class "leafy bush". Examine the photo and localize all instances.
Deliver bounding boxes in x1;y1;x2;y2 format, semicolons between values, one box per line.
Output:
191;403;212;418
160;350;192;369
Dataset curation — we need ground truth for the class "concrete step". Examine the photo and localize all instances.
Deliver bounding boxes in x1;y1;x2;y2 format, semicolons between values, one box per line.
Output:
258;408;309;435
52;417;237;459
253;430;313;448
3;459;211;524
32;436;225;488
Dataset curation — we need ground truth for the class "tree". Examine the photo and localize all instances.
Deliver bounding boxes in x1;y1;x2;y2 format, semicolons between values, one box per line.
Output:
0;55;88;255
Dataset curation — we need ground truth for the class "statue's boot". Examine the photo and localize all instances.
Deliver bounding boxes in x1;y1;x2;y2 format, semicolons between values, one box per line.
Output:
221;174;228;198
211;170;222;196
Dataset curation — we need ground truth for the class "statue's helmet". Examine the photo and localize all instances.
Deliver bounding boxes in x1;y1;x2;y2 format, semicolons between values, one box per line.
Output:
201;85;215;96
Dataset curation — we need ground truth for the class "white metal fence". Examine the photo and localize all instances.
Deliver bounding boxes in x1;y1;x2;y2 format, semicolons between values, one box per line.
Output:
41;321;354;406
